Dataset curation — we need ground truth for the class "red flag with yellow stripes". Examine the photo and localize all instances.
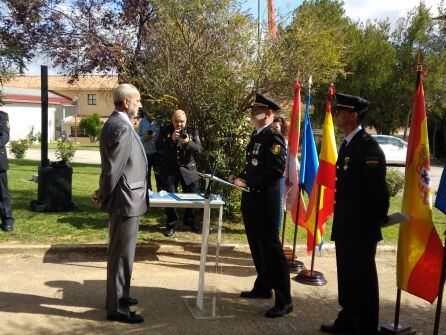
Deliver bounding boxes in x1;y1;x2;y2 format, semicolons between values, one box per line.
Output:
397;75;443;303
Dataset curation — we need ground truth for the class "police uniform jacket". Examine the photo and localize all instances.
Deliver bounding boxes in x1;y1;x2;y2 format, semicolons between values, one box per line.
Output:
0;111;10;171
156;124;202;185
332;129;389;243
243;124;286;194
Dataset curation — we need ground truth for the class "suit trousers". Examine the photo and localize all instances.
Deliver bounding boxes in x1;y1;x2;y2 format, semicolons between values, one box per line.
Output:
241;191;291;305
106;214;140;317
335;238;379;333
0;171;13;226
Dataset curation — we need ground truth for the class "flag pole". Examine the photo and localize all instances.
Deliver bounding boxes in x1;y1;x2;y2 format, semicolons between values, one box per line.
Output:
294;184;326;285
288;187;305;272
380;50;424;335
433;230;446;335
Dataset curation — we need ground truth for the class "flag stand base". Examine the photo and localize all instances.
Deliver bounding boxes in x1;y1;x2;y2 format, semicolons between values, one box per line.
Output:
294;269;327;286
288;260;306;273
380;323;416;334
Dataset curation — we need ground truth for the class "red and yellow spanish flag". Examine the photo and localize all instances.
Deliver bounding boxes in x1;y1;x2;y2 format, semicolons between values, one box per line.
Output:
304;88;337;253
397;76;443;303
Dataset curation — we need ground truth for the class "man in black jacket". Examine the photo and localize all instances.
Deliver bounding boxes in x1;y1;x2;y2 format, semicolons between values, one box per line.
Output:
229;93;292;318
0;111;14;232
320;93;389;335
156;109;202;237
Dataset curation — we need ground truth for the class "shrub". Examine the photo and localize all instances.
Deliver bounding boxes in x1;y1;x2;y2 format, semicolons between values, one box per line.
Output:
55;140;76;163
26;126;38;144
9;139;30;159
386;168;405;197
79;113;103;143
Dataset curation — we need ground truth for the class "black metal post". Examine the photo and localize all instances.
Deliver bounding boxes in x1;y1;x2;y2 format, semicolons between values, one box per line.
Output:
41;65;49;167
310;185;322;273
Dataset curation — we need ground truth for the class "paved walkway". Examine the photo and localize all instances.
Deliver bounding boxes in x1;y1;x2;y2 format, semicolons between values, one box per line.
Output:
24;148;101;165
0;245;444;335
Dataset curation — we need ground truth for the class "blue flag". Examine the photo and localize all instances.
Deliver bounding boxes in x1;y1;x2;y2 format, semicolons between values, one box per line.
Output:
435;166;446;215
298;88;319;195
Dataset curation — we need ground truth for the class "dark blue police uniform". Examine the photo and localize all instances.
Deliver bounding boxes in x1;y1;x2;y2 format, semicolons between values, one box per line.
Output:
0;111;14;232
324;93;389;335
241;122;291;310
156;124;202;235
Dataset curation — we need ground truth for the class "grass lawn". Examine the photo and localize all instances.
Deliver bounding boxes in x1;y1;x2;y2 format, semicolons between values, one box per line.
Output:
30;143;100;151
1;159;445;246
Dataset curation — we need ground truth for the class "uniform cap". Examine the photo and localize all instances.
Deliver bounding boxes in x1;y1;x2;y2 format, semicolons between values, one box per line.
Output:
248;93;281;111
334;93;370;113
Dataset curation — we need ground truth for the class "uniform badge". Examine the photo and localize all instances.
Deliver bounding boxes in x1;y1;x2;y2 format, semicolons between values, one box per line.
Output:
251;158;258;166
344;156;349;163
271;144;281;155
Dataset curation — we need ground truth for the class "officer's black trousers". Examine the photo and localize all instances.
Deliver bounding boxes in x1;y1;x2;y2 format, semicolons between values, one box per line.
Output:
161;171;199;226
335;238;379;333
0;171;13;226
241;190;291;305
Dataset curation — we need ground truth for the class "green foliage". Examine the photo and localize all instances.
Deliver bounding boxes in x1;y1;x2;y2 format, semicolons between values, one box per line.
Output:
55;140;76;162
386;168;405;197
79;113;103;143
9;139;30;159
25;126;38;144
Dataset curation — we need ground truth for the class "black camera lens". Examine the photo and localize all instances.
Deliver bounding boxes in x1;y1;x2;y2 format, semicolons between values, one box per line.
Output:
179;129;188;139
147;130;153;136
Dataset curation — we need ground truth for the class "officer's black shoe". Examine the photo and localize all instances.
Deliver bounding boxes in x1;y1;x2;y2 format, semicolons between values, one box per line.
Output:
164;226;174;237
265;302;293;318
320;323;357;334
120;297;138;307
240;289;272;299
1;223;13;232
107;311;144;324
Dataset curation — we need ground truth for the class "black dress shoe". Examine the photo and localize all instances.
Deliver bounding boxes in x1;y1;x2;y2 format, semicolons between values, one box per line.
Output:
240;290;272;299
1;223;13;232
107;311;144;324
320;323;356;334
265;302;293;318
164;226;174;237
120;297;138;306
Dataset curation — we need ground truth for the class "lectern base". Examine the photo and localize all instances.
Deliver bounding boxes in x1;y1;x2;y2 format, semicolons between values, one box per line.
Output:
183;287;234;319
380;323;416;334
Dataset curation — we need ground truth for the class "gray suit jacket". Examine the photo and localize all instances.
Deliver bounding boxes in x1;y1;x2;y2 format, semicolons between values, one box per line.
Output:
97;111;148;217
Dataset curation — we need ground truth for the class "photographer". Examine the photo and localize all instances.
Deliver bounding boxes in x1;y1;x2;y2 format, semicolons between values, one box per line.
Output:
156;109;203;237
137;108;161;191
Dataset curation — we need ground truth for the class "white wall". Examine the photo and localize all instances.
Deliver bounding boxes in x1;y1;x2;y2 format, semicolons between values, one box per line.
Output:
2;103;56;141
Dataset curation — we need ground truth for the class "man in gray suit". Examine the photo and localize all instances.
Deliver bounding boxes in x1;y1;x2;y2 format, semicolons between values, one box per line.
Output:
92;84;148;324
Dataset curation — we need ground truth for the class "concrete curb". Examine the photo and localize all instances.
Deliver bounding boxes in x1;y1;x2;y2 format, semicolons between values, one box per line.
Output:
0;242;397;257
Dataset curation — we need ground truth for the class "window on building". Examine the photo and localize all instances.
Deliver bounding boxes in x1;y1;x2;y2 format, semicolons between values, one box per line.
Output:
87;94;97;105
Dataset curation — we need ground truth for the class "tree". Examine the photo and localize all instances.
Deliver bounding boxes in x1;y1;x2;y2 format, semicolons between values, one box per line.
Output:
79;113;103;143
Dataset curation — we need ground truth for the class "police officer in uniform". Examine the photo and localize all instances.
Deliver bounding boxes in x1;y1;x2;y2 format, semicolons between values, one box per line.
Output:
156;109;202;237
320;93;389;335
0;110;14;232
229;93;292;318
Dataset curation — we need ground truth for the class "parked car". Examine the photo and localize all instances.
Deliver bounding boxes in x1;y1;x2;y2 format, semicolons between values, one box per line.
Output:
372;135;407;165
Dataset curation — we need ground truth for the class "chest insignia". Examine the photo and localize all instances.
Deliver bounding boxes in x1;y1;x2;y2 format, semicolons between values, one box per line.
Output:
251;158;258;166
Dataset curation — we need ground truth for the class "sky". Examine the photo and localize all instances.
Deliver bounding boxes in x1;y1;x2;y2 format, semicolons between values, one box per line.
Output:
25;0;443;75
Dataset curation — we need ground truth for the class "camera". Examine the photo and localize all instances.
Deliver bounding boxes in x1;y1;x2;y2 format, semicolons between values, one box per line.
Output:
179;128;188;140
147;130;153;136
